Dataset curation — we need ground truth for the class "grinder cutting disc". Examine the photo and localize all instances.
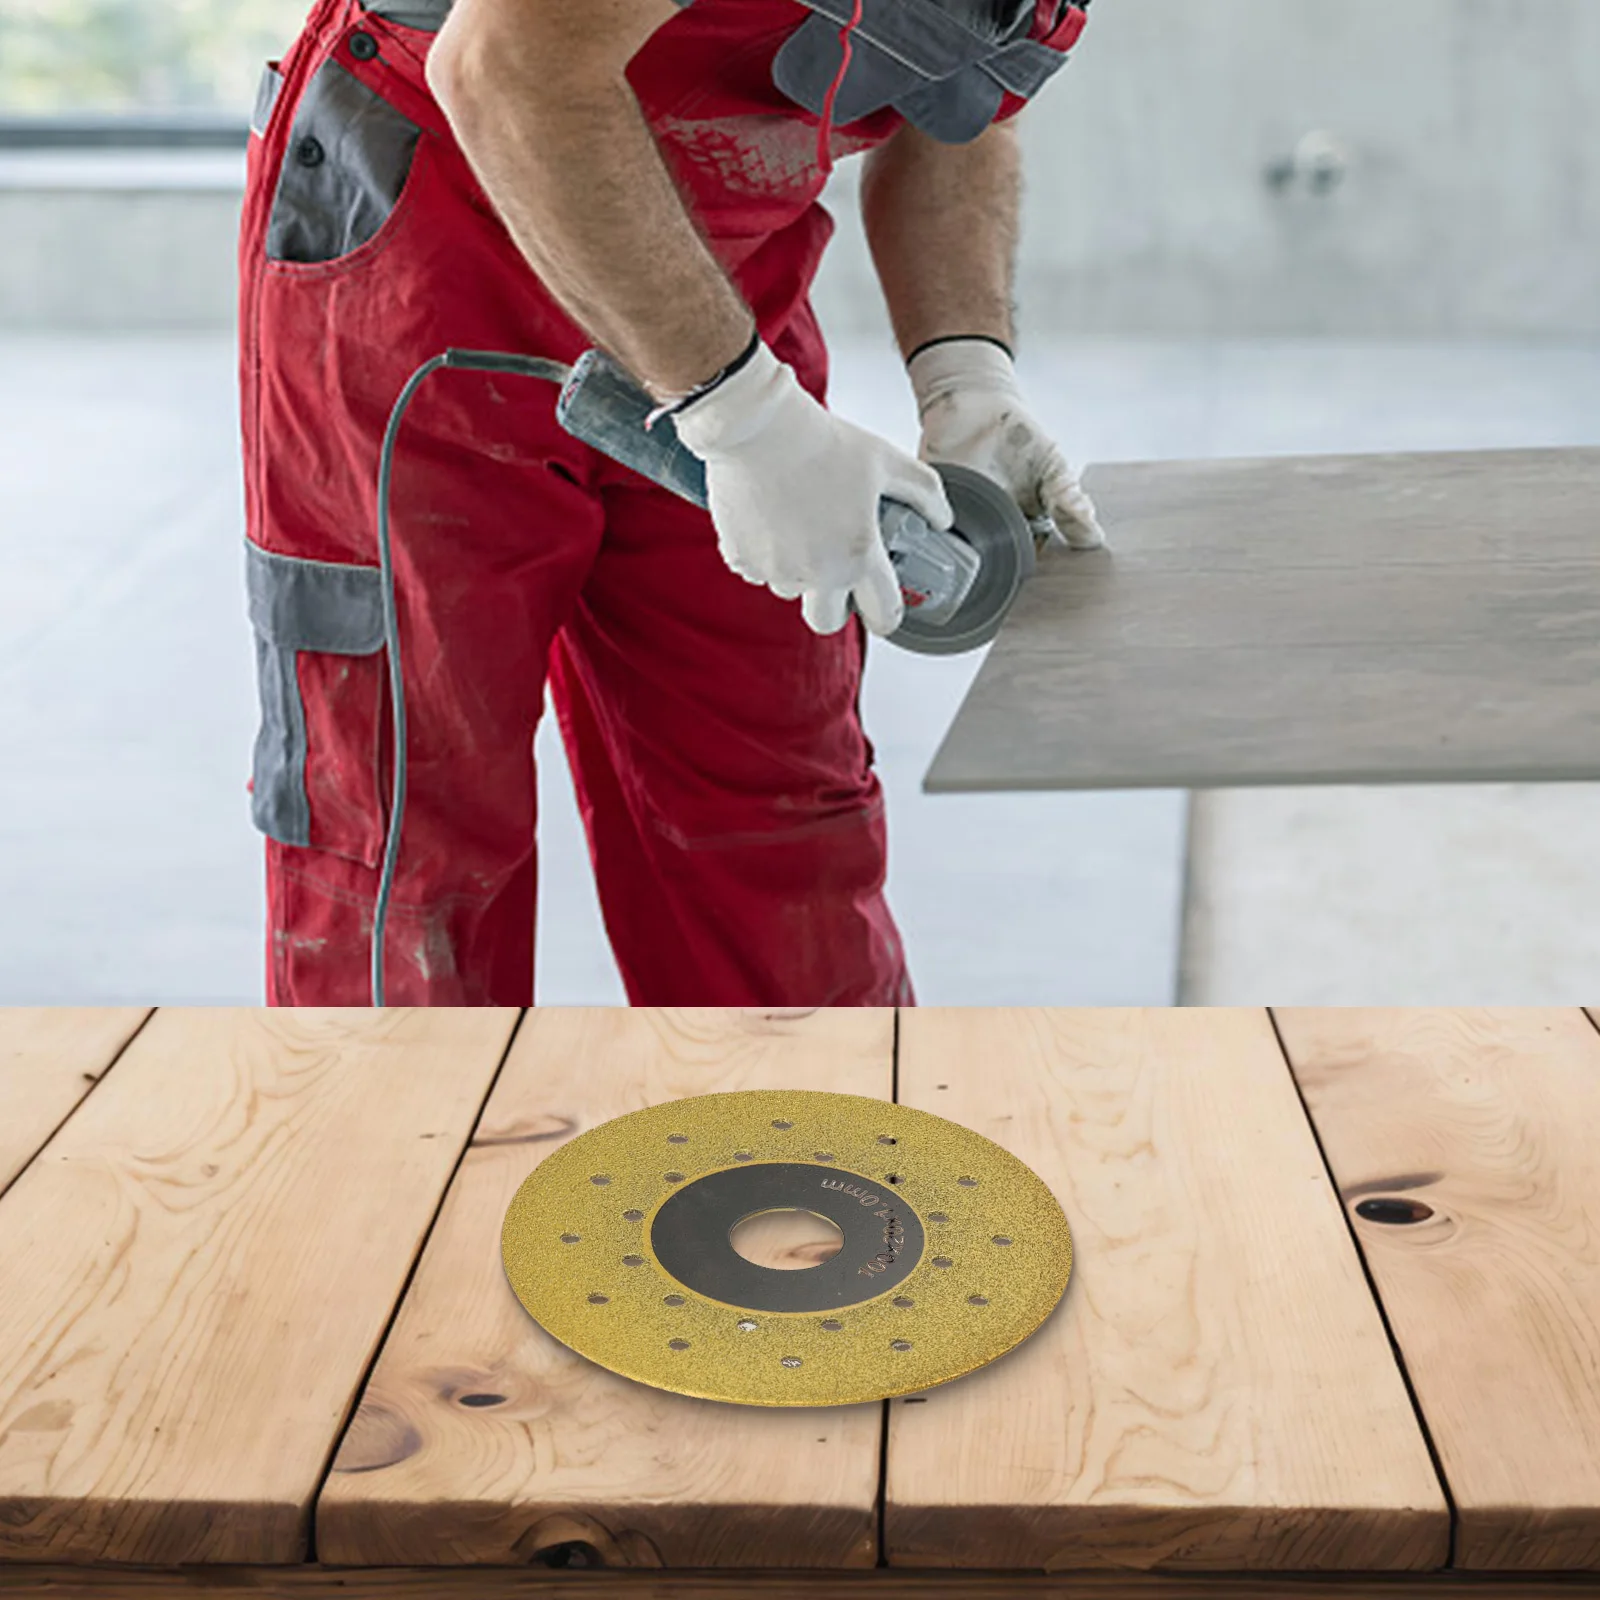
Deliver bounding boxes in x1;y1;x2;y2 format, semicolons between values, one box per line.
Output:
893;462;1036;656
500;1090;1073;1407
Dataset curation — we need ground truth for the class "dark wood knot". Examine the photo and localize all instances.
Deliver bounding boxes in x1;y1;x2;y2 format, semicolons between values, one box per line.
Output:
1355;1197;1435;1224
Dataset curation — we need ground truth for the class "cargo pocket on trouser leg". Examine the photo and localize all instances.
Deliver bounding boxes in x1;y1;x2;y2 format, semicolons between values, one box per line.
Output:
246;540;388;867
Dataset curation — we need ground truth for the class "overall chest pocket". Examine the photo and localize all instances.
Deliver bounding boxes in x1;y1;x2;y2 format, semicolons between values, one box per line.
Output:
266;57;423;265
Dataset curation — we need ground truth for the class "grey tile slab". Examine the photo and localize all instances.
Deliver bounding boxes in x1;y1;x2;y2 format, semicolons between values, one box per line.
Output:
927;446;1600;792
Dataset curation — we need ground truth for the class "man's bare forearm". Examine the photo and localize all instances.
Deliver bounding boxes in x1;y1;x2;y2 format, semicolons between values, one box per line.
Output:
859;118;1021;360
427;0;753;398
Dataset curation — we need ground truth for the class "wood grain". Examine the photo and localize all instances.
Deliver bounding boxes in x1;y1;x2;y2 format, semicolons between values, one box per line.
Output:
315;1009;895;1571
925;448;1600;792
3;1567;1598;1600
0;1007;519;1566
0;1010;148;1196
887;1009;1448;1572
1274;1008;1600;1570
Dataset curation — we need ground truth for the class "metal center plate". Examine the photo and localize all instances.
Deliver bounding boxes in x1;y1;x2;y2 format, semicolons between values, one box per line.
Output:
500;1089;1074;1407
651;1161;924;1311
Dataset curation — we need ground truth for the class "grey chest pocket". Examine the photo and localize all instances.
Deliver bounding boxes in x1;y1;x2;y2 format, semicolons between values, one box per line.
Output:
266;60;422;264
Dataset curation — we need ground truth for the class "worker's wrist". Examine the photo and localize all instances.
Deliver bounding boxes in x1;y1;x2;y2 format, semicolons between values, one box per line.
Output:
649;322;762;416
905;333;1014;367
671;339;796;456
907;336;1020;417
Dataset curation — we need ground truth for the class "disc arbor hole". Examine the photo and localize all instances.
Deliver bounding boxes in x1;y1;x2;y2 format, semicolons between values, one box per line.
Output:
729;1208;845;1270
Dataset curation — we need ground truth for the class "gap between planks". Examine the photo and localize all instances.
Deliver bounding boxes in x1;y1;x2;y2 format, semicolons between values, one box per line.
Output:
1266;1008;1461;1572
302;1010;533;1565
0;1009;152;1201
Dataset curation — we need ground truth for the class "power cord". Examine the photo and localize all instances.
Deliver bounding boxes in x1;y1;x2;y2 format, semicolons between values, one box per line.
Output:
372;349;570;1006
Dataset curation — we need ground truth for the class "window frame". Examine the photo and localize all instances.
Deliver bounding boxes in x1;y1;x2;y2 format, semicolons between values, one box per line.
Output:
0;114;249;150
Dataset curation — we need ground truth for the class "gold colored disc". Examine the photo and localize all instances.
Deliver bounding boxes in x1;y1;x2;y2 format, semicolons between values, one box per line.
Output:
501;1089;1073;1407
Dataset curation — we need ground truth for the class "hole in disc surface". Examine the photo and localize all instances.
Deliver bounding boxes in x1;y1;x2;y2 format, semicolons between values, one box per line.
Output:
729;1208;845;1270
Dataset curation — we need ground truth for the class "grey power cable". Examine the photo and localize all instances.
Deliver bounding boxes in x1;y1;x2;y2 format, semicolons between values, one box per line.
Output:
372;349;571;1006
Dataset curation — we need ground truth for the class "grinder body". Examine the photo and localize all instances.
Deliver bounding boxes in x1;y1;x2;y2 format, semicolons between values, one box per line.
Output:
555;347;1034;654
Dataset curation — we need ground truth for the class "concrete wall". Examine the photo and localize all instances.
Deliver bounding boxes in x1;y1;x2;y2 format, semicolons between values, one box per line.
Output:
0;152;242;330
5;0;1600;335
820;0;1600;338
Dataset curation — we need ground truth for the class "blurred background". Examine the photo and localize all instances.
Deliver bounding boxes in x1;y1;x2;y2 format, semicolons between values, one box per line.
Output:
3;0;1598;1004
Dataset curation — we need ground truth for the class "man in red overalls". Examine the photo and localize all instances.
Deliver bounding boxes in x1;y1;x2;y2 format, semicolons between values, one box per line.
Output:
239;0;1103;1005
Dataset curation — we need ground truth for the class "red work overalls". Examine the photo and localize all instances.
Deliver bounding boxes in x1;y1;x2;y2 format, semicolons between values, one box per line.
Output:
238;0;1084;1005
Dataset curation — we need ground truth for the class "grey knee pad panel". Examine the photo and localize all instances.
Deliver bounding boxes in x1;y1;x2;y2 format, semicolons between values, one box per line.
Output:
245;542;385;847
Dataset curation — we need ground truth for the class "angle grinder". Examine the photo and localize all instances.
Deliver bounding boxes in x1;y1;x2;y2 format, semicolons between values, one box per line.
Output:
544;346;1037;655
369;346;1038;1004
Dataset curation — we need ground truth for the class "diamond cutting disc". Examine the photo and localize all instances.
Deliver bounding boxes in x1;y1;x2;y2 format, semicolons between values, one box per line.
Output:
892;463;1035;656
500;1090;1073;1407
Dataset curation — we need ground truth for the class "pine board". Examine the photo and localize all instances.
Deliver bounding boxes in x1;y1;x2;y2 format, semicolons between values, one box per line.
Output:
3;1567;1599;1600
1275;1008;1600;1570
925;448;1600;793
314;1008;896;1570
887;1008;1448;1570
0;1009;148;1195
0;1007;518;1565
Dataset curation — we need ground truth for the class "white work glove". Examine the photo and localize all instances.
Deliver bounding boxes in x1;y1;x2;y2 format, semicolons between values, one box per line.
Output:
908;338;1105;550
672;341;955;636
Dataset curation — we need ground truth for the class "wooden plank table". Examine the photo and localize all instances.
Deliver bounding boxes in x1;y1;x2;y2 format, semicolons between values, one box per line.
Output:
2;1006;1599;1598
924;448;1600;793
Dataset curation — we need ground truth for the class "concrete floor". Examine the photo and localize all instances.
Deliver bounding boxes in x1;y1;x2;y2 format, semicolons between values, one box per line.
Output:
2;332;1598;1004
0;331;1185;1005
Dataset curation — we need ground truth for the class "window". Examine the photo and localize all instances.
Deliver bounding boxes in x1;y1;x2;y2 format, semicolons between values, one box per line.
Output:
0;0;312;117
